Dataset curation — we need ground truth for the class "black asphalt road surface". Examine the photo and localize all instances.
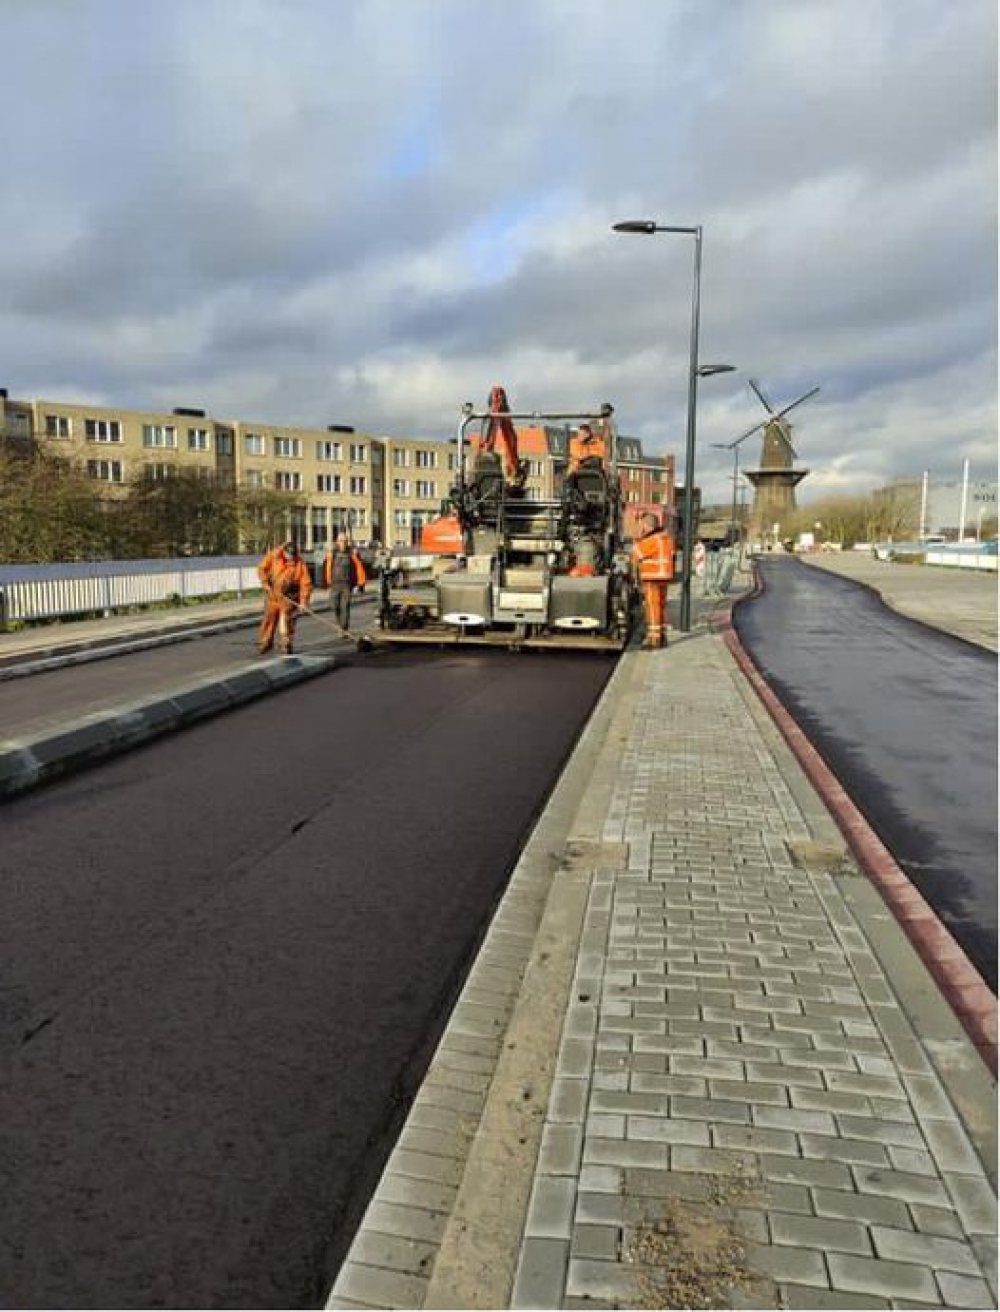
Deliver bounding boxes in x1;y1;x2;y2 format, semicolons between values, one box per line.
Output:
736;558;997;990
0;648;612;1308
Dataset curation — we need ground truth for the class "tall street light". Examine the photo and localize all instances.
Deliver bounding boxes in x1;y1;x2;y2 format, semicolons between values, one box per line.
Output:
712;430;751;545
612;219;733;630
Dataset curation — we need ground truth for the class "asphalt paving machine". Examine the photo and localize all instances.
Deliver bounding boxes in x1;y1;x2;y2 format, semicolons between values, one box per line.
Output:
374;390;635;651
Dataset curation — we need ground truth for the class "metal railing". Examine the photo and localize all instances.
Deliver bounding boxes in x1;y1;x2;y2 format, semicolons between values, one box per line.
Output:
0;555;262;625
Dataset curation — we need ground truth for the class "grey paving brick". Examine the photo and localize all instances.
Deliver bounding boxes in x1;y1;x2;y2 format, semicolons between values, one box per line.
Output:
919;1118;986;1177
826;1253;938;1302
629;1071;707;1096
578;1164;623;1194
415;1082;483;1116
745;1242;829;1288
834;1114;925;1149
587;1112;626;1138
351;1231;437;1277
909;1204;965;1240
375;1173;457;1216
670;1053;747;1079
584;1135;668;1169
747;1061;825;1089
714;1125;799;1156
760;1154;852;1191
525;1175;578;1240
778;1283;889;1309
571;1223;620;1261
936;1271;995;1308
549;1076;590;1123
396;1126;466;1161
903;1074;959;1120
361;1200;449;1245
970;1234;997;1297
672;1094;751;1124
511;1237;570;1310
334;1261;429;1310
826;1071;907;1099
591;1088;669;1115
621;1166;713;1203
887;1146;940;1177
389;1149;463;1187
753;1105;836;1135
812;1188;912;1229
671;1145;760;1177
537;1123;584;1176
558;1037;596;1078
792;1081;871;1112
769;1211;872;1255
565;1257;645;1303
943;1174;998;1236
854;1166;951;1208
627;1115;711;1146
710;1078;790;1107
799;1132;891;1168
872;1227;983;1276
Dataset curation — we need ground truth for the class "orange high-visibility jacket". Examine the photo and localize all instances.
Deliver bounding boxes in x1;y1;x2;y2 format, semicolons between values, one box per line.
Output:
569;431;608;471
632;529;676;582
258;548;313;607
322;548;367;590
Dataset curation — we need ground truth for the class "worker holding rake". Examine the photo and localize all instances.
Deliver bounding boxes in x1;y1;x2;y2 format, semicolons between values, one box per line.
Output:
257;539;313;655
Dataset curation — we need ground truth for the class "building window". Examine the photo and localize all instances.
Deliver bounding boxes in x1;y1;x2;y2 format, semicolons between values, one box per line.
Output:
393;478;410;497
87;458;124;483
349;443;367;463
244;469;266;489
415;479;436;498
311;508;329;545
275;471;303;492
394;509;410;528
350;475;366;495
143;462;176;482
274;436;302;458
448;453;457;470
526;460;544;478
215;429;233;455
44;414;72;438
349;507;367;529
85;418;122;443
244;432;266;456
142;424;177;449
316;440;342;462
415;449;437;469
317;473;342;493
393;448;409;467
188;427;211;452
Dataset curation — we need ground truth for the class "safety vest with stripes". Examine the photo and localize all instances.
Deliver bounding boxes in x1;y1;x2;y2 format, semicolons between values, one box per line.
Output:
632;531;676;582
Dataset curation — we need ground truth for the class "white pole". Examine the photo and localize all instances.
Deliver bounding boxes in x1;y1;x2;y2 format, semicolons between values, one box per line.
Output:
919;470;929;540
976;505;984;543
958;459;970;543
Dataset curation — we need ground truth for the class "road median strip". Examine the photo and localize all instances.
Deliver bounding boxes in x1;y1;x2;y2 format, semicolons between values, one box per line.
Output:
0;652;338;800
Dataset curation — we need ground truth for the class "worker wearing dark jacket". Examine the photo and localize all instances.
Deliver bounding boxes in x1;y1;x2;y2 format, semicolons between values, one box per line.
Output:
323;532;367;632
257;540;313;655
632;513;675;649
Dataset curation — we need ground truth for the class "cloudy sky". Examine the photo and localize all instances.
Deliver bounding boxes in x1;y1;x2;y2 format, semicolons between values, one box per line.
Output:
2;0;996;501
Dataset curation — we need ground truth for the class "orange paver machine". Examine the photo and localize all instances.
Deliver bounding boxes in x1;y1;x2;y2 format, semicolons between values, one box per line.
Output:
374;388;636;651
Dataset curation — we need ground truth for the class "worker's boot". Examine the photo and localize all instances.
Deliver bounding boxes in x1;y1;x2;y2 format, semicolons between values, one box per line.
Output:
280;639;293;656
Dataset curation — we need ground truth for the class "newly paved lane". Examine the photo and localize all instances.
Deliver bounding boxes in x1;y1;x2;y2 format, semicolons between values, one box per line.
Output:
0;648;612;1309
736;557;997;990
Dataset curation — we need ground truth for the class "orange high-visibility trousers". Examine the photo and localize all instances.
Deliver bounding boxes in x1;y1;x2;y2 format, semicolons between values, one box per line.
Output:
258;596;298;654
642;581;668;646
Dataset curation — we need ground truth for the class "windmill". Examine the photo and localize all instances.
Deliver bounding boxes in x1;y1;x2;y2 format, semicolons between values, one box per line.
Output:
737;378;820;543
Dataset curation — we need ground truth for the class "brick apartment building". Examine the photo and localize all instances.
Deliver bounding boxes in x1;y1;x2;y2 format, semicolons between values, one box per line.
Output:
1;389;673;551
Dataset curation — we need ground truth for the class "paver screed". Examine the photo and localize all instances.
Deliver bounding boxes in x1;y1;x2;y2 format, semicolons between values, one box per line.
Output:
513;633;997;1310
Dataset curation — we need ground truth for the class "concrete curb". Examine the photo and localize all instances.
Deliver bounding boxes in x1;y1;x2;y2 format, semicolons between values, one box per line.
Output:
0;652;338;801
716;572;998;1073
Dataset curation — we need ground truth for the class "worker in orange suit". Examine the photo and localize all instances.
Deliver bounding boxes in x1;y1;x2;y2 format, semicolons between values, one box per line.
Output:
632;513;675;649
257;539;313;655
480;385;523;484
569;422;608;472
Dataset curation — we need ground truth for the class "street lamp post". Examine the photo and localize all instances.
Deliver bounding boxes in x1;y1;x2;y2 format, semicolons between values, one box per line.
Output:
612;219;732;631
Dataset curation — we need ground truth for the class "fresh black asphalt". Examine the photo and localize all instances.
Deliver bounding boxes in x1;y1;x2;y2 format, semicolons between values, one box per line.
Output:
736;557;998;991
0;647;611;1308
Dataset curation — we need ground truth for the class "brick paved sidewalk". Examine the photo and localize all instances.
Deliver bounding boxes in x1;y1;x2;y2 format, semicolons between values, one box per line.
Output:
512;634;997;1309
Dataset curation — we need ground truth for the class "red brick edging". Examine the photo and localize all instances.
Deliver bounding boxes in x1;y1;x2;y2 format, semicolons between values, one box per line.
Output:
711;580;998;1074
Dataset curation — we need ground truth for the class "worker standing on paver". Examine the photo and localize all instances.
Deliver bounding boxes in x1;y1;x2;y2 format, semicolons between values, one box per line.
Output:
322;531;367;634
632;511;675;648
257;539;313;655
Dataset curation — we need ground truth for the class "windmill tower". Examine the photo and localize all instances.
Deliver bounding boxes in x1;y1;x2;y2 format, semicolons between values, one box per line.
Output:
739;379;819;543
